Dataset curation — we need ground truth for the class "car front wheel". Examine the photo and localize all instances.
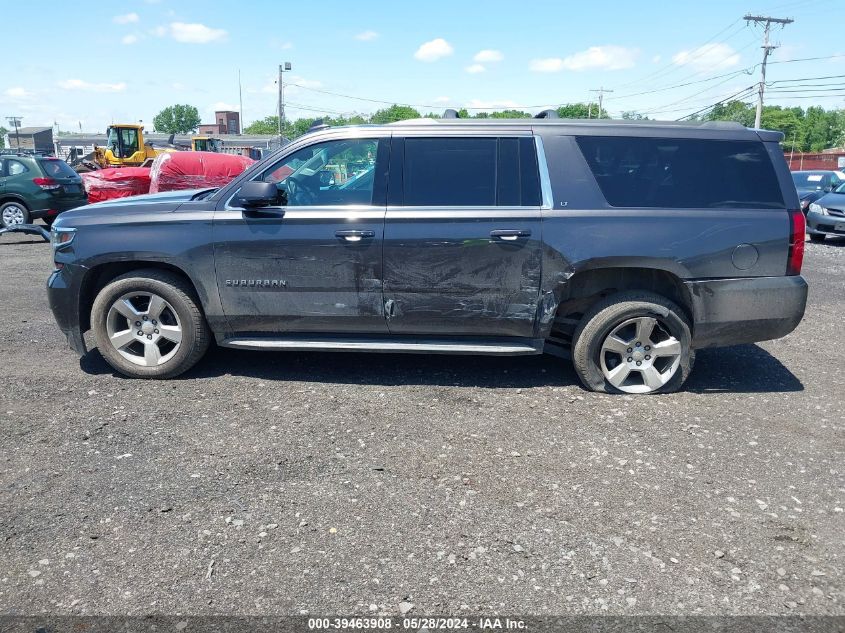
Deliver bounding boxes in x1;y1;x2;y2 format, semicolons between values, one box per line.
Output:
91;269;210;378
572;291;694;394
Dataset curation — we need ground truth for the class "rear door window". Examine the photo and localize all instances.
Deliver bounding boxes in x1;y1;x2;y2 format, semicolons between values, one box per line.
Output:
401;137;541;207
576;137;785;209
403;137;497;206
7;160;29;176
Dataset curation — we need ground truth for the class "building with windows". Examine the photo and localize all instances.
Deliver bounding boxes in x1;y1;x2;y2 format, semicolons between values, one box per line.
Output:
198;111;240;136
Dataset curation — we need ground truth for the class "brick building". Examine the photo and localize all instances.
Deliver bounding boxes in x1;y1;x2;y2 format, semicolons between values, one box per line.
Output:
198;111;240;136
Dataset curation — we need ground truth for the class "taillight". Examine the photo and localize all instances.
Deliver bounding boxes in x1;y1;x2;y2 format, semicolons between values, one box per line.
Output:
787;209;805;276
33;177;60;191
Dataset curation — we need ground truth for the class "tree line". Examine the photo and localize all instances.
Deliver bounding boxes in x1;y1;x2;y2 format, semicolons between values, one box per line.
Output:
242;101;845;152
243;103;612;139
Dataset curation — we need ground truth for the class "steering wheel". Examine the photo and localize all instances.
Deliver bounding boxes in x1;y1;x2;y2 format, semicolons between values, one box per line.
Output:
286;175;316;206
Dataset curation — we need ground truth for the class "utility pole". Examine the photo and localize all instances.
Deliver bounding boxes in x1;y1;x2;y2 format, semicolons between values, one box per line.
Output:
278;62;291;144
238;69;243;135
588;88;613;119
6;116;22;148
744;14;793;129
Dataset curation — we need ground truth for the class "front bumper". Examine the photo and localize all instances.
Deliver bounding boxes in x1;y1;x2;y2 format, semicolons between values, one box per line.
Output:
806;209;845;236
47;263;88;355
686;276;807;349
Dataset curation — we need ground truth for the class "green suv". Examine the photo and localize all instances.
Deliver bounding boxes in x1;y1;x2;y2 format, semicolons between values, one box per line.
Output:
0;152;88;228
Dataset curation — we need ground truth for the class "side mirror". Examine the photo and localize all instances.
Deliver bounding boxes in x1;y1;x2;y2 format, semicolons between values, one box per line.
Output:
238;181;282;208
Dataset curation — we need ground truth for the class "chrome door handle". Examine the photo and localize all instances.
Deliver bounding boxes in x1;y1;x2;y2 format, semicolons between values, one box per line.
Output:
335;230;375;242
490;229;531;241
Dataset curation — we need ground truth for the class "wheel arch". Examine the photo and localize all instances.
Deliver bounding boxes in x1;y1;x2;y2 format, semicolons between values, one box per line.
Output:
79;260;202;333
0;195;31;209
545;266;694;350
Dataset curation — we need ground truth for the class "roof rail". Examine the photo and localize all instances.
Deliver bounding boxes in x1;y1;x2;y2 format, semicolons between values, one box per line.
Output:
534;109;559;119
443;109;460;119
0;148;55;157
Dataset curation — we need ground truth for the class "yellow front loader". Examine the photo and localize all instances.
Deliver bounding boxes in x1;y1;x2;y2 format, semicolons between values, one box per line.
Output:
93;124;175;168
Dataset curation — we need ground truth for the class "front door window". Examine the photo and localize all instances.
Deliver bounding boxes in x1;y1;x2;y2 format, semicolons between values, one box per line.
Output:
261;138;378;206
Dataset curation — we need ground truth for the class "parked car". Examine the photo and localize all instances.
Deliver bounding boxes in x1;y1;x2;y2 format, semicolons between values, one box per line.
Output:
791;170;845;214
0;152;88;228
807;182;845;242
47;117;807;394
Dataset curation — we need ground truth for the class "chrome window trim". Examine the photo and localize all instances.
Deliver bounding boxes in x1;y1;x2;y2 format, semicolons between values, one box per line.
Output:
534;136;554;210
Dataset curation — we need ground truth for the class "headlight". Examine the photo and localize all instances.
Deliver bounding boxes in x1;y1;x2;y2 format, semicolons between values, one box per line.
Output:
51;226;76;250
808;203;828;215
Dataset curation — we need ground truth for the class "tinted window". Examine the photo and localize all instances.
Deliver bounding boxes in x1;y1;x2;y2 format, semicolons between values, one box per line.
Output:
404;138;496;206
497;137;542;207
577;137;785;209
39;159;78;178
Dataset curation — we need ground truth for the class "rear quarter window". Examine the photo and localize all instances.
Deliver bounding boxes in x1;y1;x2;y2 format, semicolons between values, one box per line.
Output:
39;159;79;178
576;137;785;209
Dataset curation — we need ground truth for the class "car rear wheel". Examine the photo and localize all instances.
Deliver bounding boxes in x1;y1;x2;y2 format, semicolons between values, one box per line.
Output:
809;233;825;243
1;202;31;228
572;291;694;394
91;269;210;378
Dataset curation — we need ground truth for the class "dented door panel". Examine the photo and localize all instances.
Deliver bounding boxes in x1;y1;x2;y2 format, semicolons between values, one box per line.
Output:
383;208;542;337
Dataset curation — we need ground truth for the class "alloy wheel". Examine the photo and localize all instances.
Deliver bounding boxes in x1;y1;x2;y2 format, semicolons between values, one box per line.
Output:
2;205;26;226
599;316;682;394
105;292;183;367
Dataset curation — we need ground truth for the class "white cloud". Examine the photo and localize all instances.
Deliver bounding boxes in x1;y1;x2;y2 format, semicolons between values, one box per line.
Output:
652;54;662;63
672;43;739;71
113;12;139;24
4;87;34;100
465;64;486;74
150;25;167;37
414;38;453;62
168;22;228;44
209;101;239;113
433;96;451;104
355;30;379;41
58;79;127;93
473;49;503;63
121;34;139;45
530;45;639;72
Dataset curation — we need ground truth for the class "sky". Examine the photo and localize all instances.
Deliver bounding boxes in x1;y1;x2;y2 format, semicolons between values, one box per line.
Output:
1;0;843;134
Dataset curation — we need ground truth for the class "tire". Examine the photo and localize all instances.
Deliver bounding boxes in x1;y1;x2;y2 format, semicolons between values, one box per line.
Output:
1;201;31;228
91;269;210;378
571;290;694;394
809;233;825;243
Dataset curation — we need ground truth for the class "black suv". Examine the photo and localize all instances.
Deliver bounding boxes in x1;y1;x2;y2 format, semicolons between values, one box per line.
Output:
0;151;87;227
47;118;807;394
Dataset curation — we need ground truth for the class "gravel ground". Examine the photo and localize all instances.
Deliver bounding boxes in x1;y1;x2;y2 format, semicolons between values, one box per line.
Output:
0;231;842;617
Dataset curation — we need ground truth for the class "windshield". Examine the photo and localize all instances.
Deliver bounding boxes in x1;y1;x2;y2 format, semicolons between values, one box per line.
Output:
836;182;845;194
792;172;828;189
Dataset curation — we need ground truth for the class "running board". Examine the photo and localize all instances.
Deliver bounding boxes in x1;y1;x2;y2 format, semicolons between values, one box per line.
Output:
220;336;544;356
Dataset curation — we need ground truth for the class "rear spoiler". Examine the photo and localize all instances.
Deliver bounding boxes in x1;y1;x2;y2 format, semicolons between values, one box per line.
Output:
755;129;785;143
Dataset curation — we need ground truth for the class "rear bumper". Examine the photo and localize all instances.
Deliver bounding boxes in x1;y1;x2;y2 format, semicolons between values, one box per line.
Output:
686;276;807;349
47;263;87;355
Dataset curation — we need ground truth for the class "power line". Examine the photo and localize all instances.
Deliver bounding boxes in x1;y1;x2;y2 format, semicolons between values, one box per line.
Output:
675;85;759;120
611;19;746;90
